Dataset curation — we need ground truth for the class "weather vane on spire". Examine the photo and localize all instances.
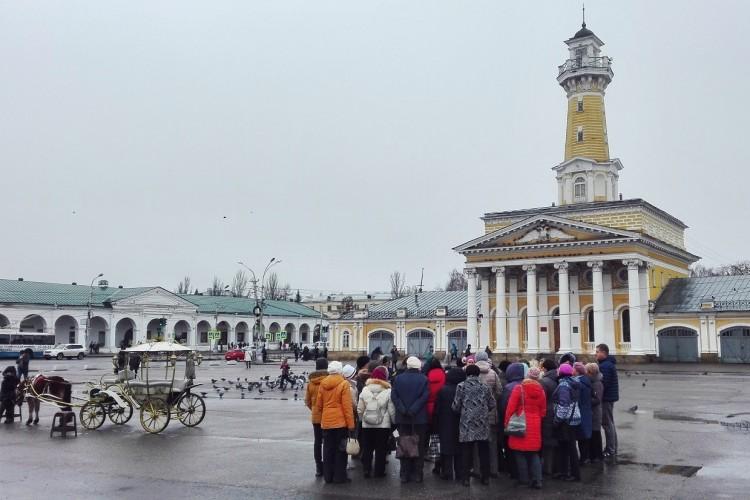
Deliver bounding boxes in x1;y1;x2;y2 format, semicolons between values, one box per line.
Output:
582;3;586;28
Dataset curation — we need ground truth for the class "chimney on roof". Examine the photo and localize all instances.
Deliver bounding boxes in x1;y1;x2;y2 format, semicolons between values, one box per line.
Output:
118;285;123;289
18;278;23;281
98;280;109;289
71;282;77;285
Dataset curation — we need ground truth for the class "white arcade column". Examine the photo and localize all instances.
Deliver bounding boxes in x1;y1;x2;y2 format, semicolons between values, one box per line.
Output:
466;269;479;349
493;266;507;352
480;273;490;351
524;265;540;354
555;262;572;353
589;261;605;351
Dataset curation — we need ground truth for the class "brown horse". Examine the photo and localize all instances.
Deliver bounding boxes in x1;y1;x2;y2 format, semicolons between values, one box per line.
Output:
17;374;72;425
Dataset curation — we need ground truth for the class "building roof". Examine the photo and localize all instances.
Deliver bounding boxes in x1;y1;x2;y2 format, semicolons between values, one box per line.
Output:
482;198;688;229
654;275;750;313
0;278;320;318
338;290;474;320
179;294;320;318
0;279;153;307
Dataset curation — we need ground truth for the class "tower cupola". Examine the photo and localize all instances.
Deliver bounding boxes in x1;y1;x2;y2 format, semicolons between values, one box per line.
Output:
553;14;623;206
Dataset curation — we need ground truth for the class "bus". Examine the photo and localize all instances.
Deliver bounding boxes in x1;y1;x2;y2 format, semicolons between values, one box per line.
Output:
0;331;56;359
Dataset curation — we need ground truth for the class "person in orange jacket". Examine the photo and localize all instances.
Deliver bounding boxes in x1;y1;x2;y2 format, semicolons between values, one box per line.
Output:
315;360;356;484
305;358;329;477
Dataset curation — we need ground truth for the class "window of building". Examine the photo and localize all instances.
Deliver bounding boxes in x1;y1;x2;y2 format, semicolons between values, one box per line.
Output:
577;126;584;142
621;309;631;343
575;47;585;66
577;96;584;112
574;177;586;199
587;309;595;342
342;331;350;349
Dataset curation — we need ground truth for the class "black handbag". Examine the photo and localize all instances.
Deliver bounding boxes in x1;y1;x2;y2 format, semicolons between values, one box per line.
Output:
395;425;420;459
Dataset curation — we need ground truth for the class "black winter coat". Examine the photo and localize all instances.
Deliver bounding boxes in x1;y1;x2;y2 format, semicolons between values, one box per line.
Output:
1;374;19;400
391;369;430;425
540;369;559;447
433;368;466;455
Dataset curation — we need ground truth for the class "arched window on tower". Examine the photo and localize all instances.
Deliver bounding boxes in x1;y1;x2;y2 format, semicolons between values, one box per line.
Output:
574;177;587;201
577;126;584;142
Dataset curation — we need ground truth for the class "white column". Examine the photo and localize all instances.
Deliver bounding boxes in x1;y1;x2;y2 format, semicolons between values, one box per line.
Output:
493;266;507;352
465;269;479;350
555;262;572;353
508;276;520;352
569;273;582;353
603;272;615;348
538;273;549;351
524;265;540;354
624;259;643;354
480;273;490;351
588;261;605;349
639;266;654;353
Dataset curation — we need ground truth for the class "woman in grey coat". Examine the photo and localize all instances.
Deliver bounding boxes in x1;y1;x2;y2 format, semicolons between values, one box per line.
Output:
586;362;604;462
452;364;495;486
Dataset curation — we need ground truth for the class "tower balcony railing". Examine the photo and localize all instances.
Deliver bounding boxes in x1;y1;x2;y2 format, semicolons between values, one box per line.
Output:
558;56;612;76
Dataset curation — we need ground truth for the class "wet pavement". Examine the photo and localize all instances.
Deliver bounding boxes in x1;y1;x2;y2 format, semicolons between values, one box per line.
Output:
1;357;749;499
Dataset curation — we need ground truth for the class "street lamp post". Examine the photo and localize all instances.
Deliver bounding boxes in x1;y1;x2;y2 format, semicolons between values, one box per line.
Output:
238;258;280;345
87;273;104;350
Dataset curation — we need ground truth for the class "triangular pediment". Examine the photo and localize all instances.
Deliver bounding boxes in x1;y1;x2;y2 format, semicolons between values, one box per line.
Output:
110;287;198;309
454;215;639;253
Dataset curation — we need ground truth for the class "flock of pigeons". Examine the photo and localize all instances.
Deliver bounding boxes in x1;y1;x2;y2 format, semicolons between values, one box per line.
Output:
198;372;309;400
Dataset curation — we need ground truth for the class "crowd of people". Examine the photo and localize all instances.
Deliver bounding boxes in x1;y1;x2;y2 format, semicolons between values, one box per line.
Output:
304;343;620;488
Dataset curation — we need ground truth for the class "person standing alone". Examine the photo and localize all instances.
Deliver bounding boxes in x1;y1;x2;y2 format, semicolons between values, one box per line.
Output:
596;344;619;460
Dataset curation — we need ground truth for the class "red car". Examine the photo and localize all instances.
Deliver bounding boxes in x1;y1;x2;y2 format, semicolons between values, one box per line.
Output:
224;349;246;361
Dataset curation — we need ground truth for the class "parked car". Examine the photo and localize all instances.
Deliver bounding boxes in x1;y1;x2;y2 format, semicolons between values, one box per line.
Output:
43;344;86;360
224;348;246;361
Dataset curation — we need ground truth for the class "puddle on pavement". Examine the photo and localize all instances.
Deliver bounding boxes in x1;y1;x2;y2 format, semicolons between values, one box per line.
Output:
617;459;702;478
652;410;719;425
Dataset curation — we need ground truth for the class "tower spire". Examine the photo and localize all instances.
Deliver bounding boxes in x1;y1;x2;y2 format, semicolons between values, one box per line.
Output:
582;4;586;27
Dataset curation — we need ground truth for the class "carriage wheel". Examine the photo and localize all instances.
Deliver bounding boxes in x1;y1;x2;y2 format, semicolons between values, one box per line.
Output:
80;402;106;430
139;398;170;434
108;399;133;425
176;393;206;427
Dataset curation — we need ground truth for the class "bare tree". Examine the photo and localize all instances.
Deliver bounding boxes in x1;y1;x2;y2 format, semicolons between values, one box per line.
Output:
445;268;468;291
207;276;226;296
390;271;408;299
263;272;291;300
340;296;354;314
690;260;750;277
176;276;192;294
230;270;249;297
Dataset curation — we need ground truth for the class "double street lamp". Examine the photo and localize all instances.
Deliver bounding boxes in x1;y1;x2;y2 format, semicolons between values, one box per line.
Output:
237;258;281;344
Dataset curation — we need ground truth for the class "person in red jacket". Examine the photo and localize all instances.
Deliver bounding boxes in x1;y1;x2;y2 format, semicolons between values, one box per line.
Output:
425;357;446;475
504;366;547;490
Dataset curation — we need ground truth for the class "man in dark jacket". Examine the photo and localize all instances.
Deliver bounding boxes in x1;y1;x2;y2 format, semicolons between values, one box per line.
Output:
596;344;619;459
390;356;430;483
498;362;526;479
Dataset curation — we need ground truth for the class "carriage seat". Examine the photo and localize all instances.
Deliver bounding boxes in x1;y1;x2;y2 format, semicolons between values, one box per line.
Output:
101;371;137;386
128;379;187;396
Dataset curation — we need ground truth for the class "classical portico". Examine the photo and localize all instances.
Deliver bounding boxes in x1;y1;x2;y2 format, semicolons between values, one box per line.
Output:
461;254;656;356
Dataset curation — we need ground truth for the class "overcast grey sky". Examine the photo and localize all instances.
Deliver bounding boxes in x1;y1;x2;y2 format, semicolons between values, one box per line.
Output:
1;1;748;296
